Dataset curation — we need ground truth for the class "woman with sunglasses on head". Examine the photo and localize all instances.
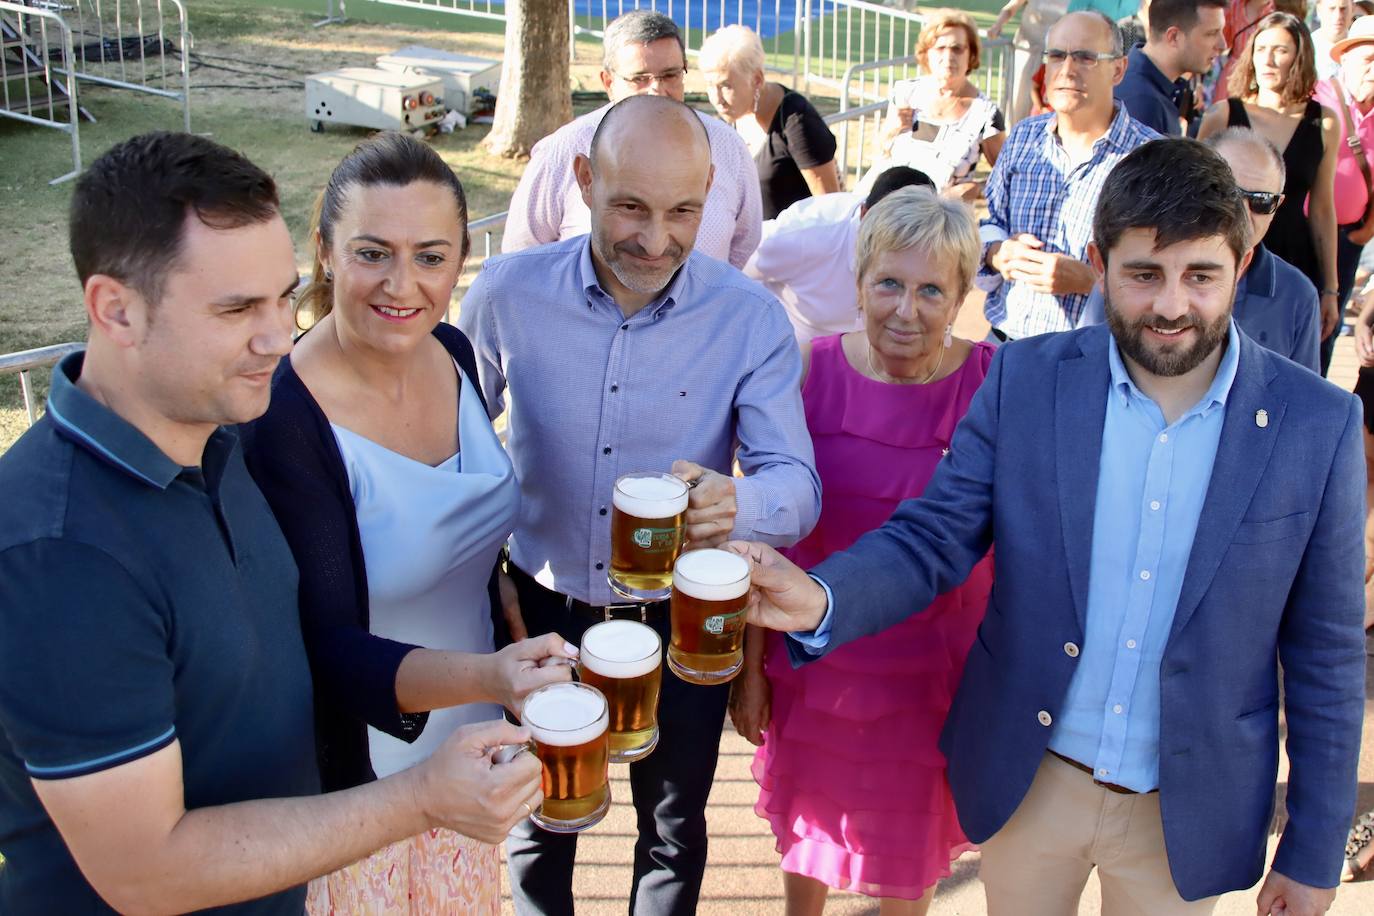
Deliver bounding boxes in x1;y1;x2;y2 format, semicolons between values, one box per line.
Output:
1199;12;1342;373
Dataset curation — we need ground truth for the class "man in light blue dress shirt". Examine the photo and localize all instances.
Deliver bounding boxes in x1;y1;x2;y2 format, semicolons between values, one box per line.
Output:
460;96;820;916
730;138;1365;916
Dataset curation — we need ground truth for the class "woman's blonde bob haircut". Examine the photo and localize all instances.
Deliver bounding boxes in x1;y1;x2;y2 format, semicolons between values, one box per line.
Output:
699;24;766;76
915;9;982;74
855;186;980;299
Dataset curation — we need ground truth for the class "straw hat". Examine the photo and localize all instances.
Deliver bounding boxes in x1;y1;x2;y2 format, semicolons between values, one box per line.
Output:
1331;16;1374;62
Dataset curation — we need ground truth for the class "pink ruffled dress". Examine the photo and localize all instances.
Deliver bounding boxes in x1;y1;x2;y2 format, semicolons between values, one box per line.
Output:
753;335;995;900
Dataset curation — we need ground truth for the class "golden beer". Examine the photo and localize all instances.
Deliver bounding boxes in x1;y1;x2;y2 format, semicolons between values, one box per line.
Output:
668;549;750;685
609;472;689;601
578;620;663;763
522;682;611;833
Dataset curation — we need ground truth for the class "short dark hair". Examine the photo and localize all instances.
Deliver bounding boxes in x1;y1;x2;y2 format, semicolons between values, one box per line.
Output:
69;131;279;304
863;166;935;211
602;10;685;71
298;131;469;325
1148;0;1227;42
1093;138;1250;267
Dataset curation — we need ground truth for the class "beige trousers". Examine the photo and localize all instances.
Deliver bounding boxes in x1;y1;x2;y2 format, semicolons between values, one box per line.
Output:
979;753;1220;916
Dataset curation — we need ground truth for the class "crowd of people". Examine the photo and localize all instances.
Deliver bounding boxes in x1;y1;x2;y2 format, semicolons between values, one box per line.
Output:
0;4;1372;916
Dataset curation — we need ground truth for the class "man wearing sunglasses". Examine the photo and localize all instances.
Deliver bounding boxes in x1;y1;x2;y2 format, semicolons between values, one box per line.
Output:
1082;127;1321;372
979;10;1159;342
502;10;763;269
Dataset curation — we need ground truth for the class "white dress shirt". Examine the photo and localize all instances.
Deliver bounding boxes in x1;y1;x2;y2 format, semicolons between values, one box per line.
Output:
743;192;866;343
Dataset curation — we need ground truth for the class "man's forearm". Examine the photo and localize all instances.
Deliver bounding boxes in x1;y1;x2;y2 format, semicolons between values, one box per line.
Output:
96;769;429;914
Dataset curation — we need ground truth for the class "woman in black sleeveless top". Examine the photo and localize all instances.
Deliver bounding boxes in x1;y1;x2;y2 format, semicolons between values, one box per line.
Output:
1199;12;1341;368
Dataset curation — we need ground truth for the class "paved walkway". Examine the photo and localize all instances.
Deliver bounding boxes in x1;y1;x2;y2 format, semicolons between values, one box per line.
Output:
501;305;1374;914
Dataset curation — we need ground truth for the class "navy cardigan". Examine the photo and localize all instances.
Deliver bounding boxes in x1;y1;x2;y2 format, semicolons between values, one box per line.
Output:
240;323;504;792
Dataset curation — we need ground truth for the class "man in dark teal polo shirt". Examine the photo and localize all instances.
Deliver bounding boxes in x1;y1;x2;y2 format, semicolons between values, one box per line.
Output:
1115;0;1228;135
0;132;543;914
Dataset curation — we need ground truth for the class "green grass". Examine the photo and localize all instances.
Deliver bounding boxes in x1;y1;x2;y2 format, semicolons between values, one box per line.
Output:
0;0;1013;449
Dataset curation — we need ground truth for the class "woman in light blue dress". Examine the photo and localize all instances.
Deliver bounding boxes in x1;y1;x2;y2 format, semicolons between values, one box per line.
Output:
243;132;574;914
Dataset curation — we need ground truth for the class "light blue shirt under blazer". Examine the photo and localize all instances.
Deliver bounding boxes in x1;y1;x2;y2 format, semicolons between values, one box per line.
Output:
803;323;1240;793
460;236;821;605
1047;322;1239;791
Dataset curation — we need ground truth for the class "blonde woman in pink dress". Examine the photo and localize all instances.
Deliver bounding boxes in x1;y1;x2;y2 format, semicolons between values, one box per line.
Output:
729;186;993;915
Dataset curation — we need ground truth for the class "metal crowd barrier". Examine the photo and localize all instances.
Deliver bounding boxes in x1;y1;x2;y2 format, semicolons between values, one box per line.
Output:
0;342;83;427
1;1;82;183
326;0;1010;107
60;0;193;131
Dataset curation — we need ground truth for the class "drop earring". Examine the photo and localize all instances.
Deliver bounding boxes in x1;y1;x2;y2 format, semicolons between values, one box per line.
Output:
943;324;953;348
324;269;334;282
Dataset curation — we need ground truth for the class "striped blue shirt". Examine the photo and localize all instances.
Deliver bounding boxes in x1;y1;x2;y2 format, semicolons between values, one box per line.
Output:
1048;322;1240;791
460;237;821;605
977;105;1159;338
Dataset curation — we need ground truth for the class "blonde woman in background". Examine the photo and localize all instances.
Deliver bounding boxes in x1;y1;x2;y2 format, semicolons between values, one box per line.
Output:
699;24;841;218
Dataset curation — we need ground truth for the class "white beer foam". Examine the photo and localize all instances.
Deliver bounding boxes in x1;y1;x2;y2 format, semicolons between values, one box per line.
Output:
673;549;750;602
524;685;609;747
581;620;661;679
613;474;689;518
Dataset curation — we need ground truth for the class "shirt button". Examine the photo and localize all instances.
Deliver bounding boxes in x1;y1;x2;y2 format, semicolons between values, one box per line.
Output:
610;384;619;393
1149;500;1161;511
1098;768;1110;777
1139;569;1151;581
1037;710;1053;727
1113;703;1124;715
599;507;607;516
620;323;629;330
595;562;604;570
603;446;612;455
1159;433;1168;443
1126;639;1138;649
1063;642;1080;657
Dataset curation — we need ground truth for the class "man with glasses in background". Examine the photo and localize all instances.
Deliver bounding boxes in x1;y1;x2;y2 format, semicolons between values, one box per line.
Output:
502;9;763;268
1082;127;1321;372
979;10;1158;341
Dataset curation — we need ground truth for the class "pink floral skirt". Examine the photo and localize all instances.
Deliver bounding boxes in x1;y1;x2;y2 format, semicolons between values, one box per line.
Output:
305;827;500;915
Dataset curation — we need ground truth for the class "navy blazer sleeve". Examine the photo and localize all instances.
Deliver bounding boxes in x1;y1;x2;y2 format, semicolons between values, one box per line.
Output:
800;344;1002;660
1270;394;1367;888
242;369;426;742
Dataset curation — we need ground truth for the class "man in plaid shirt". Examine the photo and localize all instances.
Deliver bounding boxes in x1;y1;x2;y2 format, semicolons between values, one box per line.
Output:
979;10;1159;340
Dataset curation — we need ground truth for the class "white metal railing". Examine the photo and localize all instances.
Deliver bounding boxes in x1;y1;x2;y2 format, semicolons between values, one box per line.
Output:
0;342;83;427
60;0;192;131
1;1;81;183
326;0;1010;109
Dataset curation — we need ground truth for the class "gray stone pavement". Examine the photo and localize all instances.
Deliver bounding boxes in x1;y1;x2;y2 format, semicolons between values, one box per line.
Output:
499;320;1374;914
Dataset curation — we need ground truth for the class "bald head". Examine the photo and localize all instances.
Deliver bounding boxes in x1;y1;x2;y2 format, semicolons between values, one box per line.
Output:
1047;10;1124;56
589;94;711;173
574;95;716;312
1206;127;1285;247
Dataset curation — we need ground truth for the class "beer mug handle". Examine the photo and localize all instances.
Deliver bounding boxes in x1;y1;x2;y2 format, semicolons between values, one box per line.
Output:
492;741;536;765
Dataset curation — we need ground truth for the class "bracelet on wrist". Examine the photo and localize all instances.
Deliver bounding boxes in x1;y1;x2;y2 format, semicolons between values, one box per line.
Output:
1320;289;1339;298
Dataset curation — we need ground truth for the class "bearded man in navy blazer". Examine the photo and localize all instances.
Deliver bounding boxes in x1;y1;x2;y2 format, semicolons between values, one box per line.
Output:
731;138;1366;916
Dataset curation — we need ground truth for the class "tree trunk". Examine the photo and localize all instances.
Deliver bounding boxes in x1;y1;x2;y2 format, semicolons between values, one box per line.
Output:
484;0;573;159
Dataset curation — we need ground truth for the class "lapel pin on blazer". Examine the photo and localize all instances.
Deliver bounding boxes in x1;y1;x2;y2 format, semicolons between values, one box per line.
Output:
1255;409;1269;429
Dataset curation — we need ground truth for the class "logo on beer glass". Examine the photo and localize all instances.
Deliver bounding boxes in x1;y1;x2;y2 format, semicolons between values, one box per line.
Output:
522;682;612;834
578;620;663;764
609;472;689;601
668;548;751;686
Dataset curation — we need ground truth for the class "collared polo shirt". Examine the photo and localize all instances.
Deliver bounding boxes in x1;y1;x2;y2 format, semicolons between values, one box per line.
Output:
1115;45;1184;136
0;353;319;914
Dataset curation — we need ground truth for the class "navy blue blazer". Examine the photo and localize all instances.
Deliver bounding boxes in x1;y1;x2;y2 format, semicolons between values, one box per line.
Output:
805;325;1365;899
